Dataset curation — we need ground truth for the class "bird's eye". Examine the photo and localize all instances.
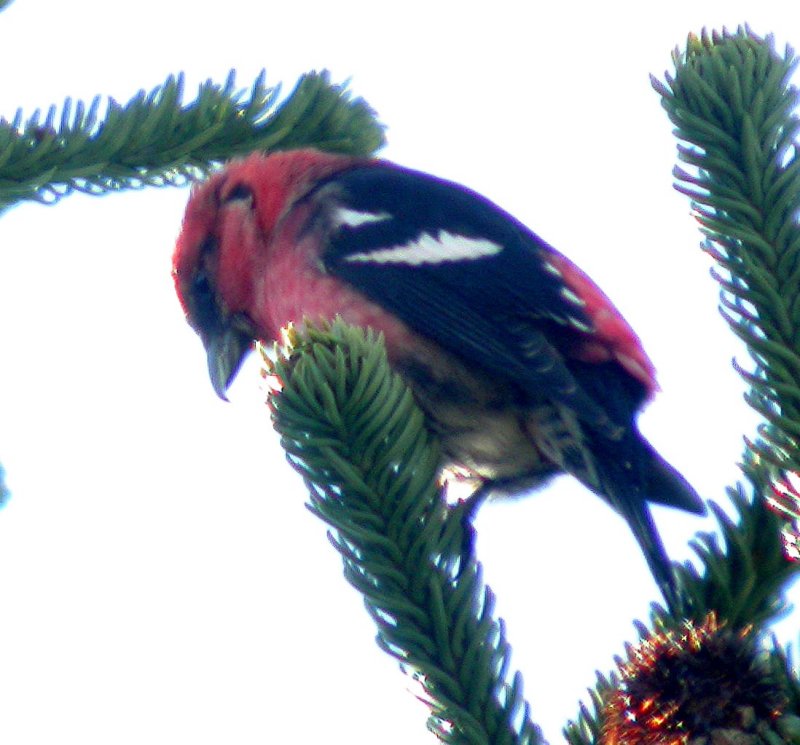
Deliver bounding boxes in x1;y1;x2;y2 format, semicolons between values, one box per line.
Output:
189;270;221;334
223;183;254;205
192;270;215;308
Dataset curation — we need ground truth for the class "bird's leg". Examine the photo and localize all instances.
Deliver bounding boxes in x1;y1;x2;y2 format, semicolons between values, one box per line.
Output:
438;481;495;578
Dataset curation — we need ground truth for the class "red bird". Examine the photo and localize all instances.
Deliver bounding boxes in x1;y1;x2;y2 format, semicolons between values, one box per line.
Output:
172;148;704;601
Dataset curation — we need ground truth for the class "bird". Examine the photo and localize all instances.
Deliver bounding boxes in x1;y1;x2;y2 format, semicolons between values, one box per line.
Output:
172;147;705;603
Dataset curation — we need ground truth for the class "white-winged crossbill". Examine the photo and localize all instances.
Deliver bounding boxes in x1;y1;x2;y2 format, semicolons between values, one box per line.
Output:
172;149;705;601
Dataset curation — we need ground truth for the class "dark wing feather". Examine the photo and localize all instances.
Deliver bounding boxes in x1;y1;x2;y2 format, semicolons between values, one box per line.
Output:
313;164;626;436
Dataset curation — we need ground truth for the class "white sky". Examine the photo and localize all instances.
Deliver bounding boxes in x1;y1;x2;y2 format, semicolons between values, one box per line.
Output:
0;2;798;744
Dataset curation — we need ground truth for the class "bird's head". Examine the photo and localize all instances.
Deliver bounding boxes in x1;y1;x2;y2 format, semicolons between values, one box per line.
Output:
172;148;356;398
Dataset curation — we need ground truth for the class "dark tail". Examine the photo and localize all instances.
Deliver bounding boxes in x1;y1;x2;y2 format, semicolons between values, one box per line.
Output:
643;441;706;515
618;497;679;608
598;435;705;608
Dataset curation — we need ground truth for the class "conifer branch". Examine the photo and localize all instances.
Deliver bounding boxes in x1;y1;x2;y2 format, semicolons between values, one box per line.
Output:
651;26;800;475
266;320;542;745
0;70;384;211
668;469;793;629
650;26;800;626
567;27;800;745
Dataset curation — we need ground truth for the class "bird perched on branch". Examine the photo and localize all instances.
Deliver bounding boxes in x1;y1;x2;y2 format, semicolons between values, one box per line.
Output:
172;148;705;603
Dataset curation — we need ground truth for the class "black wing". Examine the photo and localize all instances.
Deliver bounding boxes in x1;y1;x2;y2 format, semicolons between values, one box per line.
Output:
311;164;626;436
